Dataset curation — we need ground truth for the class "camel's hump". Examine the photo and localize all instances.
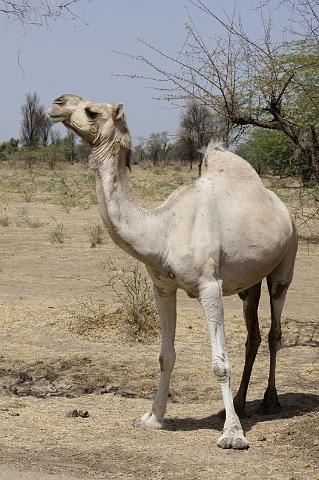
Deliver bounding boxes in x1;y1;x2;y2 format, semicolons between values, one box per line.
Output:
201;140;260;181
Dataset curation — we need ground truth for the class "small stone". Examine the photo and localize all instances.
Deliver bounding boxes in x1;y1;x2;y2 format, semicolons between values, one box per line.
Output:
17;372;32;384
66;409;79;418
188;325;193;329
257;436;267;442
66;409;89;418
313;439;319;446
78;410;89;418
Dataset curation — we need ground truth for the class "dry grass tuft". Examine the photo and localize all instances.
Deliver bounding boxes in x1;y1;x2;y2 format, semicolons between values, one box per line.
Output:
67;297;110;336
22;189;34;202
50;223;64;244
14;208;43;228
0;214;10;226
87;224;104;248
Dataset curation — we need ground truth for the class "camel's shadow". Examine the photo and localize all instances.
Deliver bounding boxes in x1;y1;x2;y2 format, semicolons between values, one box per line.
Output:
164;392;319;433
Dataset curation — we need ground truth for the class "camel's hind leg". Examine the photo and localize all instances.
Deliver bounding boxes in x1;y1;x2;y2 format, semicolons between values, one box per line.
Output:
234;282;262;417
257;243;297;414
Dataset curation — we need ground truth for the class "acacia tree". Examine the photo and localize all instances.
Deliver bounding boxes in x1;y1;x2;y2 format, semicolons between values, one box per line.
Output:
134;1;319;184
0;1;83;26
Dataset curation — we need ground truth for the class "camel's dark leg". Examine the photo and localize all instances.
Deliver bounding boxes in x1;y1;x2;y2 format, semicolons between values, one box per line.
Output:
234;282;262;417
256;276;286;414
257;233;297;415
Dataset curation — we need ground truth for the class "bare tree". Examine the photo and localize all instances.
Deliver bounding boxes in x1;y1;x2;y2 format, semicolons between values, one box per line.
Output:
20;92;42;147
132;1;319;183
145;132;170;166
0;1;83;26
178;100;225;172
264;0;319;42
133;138;146;165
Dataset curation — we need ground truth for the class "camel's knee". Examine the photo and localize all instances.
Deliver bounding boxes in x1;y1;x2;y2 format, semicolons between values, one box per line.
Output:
212;356;230;383
271;280;289;300
246;330;261;352
159;350;176;373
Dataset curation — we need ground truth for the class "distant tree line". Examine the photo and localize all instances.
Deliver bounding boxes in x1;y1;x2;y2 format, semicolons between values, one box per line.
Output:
0;91;313;182
0;92;90;167
132;99;304;181
132;100;229;173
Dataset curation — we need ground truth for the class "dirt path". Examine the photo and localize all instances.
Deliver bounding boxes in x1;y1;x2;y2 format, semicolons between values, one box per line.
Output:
0;466;93;480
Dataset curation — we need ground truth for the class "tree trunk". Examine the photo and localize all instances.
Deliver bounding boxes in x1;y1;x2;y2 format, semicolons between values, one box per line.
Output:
311;151;319;185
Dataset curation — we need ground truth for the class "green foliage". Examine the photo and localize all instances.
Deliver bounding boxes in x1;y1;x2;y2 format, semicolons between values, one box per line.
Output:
0;138;19;160
280;40;319;130
239;129;296;177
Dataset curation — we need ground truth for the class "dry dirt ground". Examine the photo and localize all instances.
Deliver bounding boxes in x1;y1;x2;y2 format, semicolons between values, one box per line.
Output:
0;161;318;480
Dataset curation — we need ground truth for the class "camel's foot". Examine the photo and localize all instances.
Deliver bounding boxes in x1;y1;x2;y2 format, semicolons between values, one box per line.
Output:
134;411;163;430
217;427;249;450
256;386;281;415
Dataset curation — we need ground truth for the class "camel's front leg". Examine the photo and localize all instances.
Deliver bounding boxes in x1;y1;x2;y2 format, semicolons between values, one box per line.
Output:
199;280;249;449
135;286;177;429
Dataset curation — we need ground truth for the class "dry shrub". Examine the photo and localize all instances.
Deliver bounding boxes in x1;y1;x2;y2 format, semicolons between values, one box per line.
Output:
106;260;160;341
50;224;64;244
87;224;104;248
68;261;159;342
22;189;34;202
15;207;29;226
27;219;43;229
0;214;10;227
14;208;43;228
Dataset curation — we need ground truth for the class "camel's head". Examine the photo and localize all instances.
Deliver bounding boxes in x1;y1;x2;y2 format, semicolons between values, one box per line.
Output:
48;94;128;147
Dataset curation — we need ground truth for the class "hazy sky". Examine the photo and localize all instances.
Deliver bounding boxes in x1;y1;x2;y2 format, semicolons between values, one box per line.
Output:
0;0;289;143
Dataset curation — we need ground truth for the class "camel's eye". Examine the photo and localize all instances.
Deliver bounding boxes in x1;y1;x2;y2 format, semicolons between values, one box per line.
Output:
85;107;99;120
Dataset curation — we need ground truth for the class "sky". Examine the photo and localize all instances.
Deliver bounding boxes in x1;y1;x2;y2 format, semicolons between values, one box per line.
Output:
0;0;289;143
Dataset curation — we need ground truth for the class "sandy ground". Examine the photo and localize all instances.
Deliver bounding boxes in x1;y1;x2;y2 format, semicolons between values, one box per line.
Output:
0;162;318;479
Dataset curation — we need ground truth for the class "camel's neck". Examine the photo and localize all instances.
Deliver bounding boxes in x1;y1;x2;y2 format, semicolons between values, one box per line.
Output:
91;142;162;263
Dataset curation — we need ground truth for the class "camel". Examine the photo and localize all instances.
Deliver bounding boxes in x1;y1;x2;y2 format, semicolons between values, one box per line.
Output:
48;94;298;450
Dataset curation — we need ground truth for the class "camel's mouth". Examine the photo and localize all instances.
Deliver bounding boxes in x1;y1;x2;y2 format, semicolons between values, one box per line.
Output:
47;104;71;123
48;114;66;123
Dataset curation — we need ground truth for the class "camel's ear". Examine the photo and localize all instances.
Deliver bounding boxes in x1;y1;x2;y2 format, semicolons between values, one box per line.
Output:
112;103;124;121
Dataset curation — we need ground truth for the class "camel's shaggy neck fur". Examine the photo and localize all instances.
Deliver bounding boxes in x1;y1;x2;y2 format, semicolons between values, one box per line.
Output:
91;137;160;261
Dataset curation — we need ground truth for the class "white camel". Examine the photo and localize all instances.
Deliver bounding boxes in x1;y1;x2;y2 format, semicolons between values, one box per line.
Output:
48;94;298;450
